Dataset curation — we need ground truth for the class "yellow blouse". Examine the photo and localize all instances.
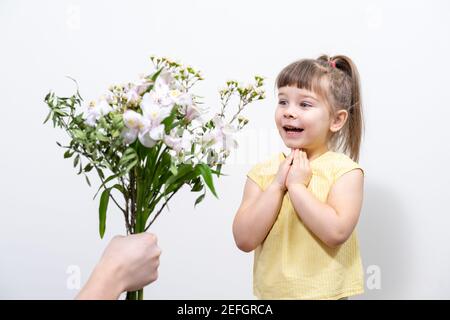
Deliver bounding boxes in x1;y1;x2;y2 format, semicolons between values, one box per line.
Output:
247;150;365;300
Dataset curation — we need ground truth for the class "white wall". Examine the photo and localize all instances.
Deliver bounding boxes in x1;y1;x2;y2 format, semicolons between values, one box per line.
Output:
0;0;449;299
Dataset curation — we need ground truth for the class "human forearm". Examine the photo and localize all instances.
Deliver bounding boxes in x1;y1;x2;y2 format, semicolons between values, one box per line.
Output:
75;261;123;300
233;182;285;252
288;183;344;248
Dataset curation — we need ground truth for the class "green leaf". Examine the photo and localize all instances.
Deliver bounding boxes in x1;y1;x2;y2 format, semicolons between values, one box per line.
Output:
162;107;178;133
120;147;138;163
96;132;109;142
77;160;83;175
125;158;138;172
169;162;178;176
196;164;218;198
164;164;192;186
85;175;91;187
190;177;203;192
214;164;222;177
54;109;68;117
99;188;111;239
43;110;52;124
119;147;139;173
96;167;105;180
44;91;51;102
64;149;73;158
163;164;198;195
151;67;164;82
84;163;93;172
93;173;121;199
149;150;171;191
194;193;205;207
110;184;126;196
73;154;80;168
73;130;86;140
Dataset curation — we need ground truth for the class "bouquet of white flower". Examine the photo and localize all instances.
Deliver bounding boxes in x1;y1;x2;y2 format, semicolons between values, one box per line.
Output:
44;56;265;299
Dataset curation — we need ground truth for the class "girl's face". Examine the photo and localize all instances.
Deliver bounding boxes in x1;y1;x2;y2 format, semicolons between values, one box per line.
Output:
275;86;335;151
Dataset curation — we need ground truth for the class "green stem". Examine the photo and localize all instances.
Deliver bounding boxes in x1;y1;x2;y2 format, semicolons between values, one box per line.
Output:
126;289;143;300
126;167;146;300
134;166;145;233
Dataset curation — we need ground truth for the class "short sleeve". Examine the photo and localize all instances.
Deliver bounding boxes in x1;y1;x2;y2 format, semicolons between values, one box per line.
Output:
333;160;365;183
247;163;264;189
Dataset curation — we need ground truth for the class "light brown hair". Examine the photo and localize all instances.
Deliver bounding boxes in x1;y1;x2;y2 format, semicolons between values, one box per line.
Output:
275;54;364;162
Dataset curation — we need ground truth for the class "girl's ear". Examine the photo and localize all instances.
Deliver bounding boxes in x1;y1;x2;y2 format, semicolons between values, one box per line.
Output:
329;109;348;133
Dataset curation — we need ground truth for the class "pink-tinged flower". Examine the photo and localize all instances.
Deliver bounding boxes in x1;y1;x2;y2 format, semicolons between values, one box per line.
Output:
180;103;202;121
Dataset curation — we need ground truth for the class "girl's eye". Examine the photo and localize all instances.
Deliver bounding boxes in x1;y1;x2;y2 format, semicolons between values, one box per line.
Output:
300;102;312;108
278;100;287;105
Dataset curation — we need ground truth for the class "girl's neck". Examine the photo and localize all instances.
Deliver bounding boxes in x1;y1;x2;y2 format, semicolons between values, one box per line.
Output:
303;146;330;162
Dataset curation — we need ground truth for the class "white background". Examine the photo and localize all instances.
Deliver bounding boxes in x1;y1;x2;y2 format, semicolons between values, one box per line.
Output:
1;0;449;299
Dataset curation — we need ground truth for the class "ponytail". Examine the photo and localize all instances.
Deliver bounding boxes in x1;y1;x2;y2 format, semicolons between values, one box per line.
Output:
317;54;364;162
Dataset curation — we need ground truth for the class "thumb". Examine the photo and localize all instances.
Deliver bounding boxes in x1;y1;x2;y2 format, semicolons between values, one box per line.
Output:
291;149;299;166
284;149;295;167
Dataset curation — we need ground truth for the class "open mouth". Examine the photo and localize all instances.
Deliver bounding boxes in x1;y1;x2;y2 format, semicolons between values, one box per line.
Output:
283;125;304;133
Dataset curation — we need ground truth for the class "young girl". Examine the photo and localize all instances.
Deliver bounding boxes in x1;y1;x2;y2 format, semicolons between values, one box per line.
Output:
232;55;365;300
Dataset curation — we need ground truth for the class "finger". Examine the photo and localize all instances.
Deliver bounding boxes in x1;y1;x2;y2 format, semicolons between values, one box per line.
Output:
297;151;303;168
303;151;310;167
301;151;307;167
283;149;293;158
293;149;300;167
145;233;158;246
286;149;295;165
289;149;295;159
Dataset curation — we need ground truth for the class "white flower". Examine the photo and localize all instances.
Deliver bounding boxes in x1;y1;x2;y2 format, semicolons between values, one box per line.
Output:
168;90;192;107
123;110;142;129
122;94;171;148
164;131;183;153
141;93;172;123
122;127;138;144
83;110;98;127
168;89;182;101
82;99;113;127
137;124;165;148
149;124;165;140
147;72;177;108
163;129;194;154
178;93;193;106
121;91;173;148
155;71;173;89
122;109;162;146
125;87;140;103
104;91;115;104
180;103;202;121
181;130;194;151
202;116;238;151
138;129;157;148
134;76;150;95
97;99;113;115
